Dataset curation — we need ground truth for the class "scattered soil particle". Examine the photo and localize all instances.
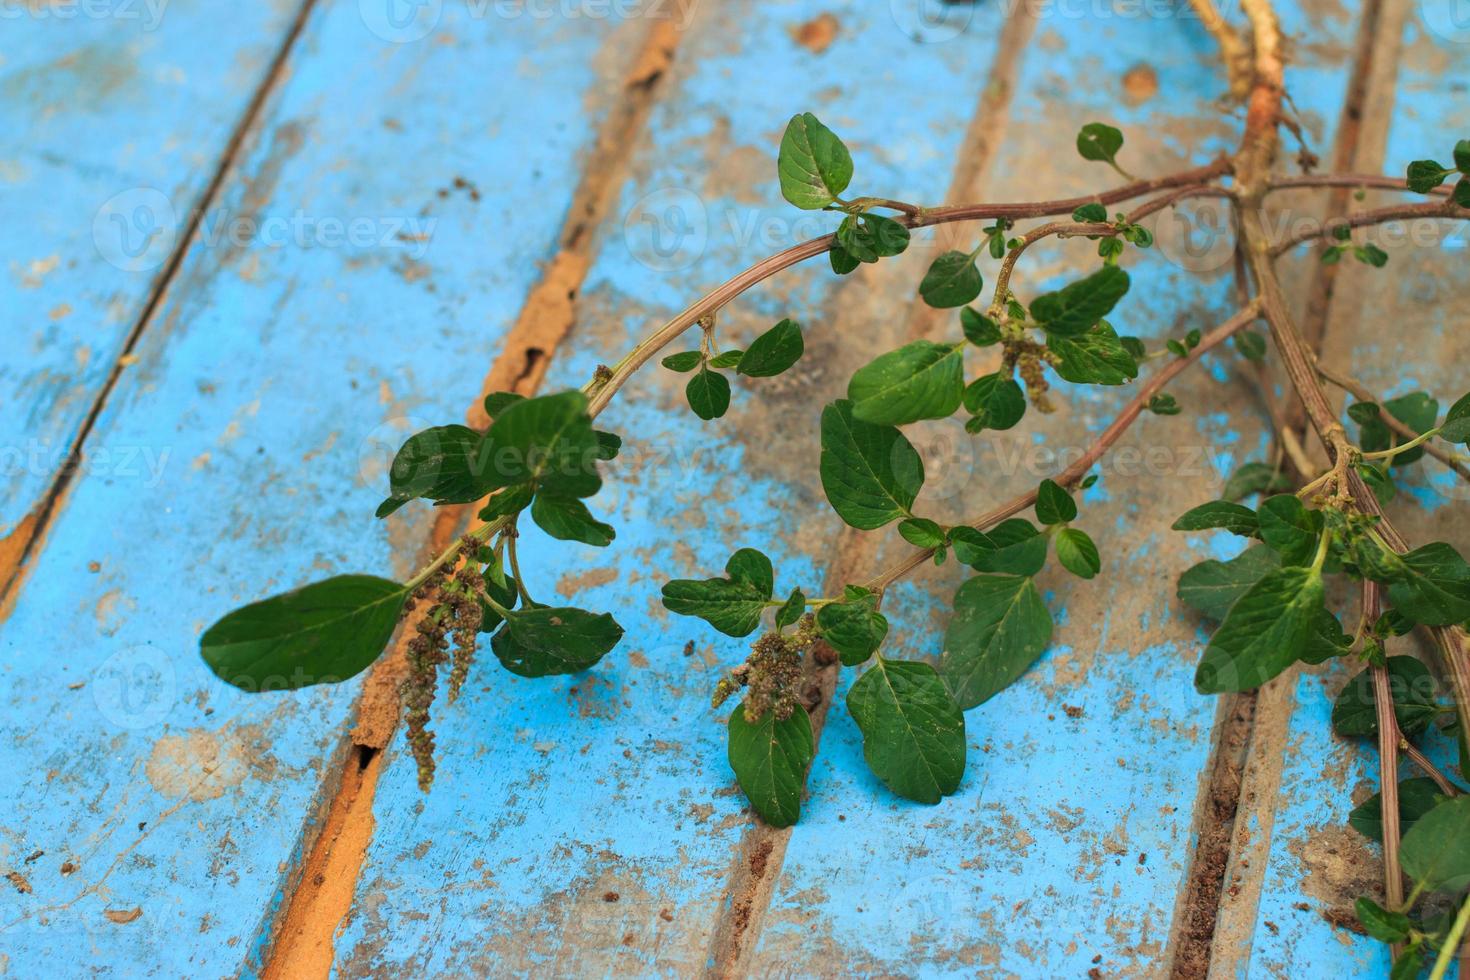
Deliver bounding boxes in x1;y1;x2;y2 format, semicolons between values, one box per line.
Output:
602;891;620;903
23;850;42;864
1063;704;1084;718
791;13;838;53
750;839;773;879
1321;907;1368;935
659;908;673;922
60;861;77;876
104;907;142;924
1121;63;1159;104
6;871;31;894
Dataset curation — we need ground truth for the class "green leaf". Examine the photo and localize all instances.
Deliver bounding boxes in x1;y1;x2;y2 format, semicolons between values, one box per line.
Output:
1177;544;1282;620
848;341;965;425
727;701;814;828
1076;122;1124;166
661;548;774;637
1386;542;1470;626
1172;501;1260;537
942;574;1053;709
1332;657;1440;737
919;251;983;308
1072;202;1108;222
1054;528;1100;579
1456;139;1470;175
1234;331;1267;362
1256;495;1323;566
815;587;889;666
953;518;1047;576
777;112;853;210
1357;462;1398;505
1406;159;1452;193
376;424;490;516
1356;392;1439;467
478;483;534;522
1148;393;1181;415
1035;479;1077;526
1440;391;1470;444
708;349;744;369
486;390;603;497
1222;461;1291;501
1349;777;1447;843
962;373;1026;430
1354;897;1413;943
1300;608;1353;665
898;517;946;549
1030;266;1131;338
819;400;924;530
201;575;408;691
491;606;623;677
737;319;804;377
482;391;524;419
847;659;966;804
530;493;615;547
836;213;910;263
829;243;860;275
775;588;806;630
1456;176;1470;208
1401;795;1470;891
1390;947;1424;980
1194;566;1324;693
1355;243;1389;267
686;367;731;421
960;307;1002;346
1047;322;1139;386
661;350;704;372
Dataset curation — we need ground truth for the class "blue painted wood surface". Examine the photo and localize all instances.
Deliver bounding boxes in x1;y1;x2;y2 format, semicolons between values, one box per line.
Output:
0;0;305;539
3;0;1465;975
0;4;641;974
1218;0;1470;971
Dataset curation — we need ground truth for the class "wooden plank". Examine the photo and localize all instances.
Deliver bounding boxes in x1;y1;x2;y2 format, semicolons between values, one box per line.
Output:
329;2;1023;974
1215;0;1470;970
745;1;1369;975
0;0;304;544
0;7;642;976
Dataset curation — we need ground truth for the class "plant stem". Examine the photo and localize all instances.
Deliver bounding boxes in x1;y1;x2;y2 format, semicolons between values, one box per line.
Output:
1429;894;1470;980
584;163;1233;419
1361;428;1441;460
1398;737;1458;796
865;301;1261;591
1315;364;1470;481
1365;581;1407;949
1269;201;1465;257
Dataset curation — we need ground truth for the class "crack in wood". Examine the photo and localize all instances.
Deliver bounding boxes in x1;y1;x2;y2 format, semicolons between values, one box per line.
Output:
255;19;684;979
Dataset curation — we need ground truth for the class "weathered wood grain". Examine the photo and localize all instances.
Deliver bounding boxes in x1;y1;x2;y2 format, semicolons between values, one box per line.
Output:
329;1;1025;974
0;6;642;975
0;0;307;551
1214;0;1470;970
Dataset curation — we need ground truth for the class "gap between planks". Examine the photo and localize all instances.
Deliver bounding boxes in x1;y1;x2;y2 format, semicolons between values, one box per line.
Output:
1166;0;1408;973
255;19;682;979
697;3;1042;974
0;0;320;622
